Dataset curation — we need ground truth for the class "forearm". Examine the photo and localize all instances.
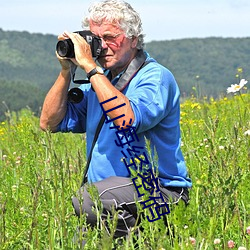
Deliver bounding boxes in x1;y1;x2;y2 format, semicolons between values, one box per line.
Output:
90;74;134;128
40;70;71;132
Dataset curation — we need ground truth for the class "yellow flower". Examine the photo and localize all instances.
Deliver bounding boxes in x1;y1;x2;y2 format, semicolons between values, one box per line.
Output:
191;103;201;109
237;67;243;73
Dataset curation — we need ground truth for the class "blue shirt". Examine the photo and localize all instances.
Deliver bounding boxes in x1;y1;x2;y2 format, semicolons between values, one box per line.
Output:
58;52;192;188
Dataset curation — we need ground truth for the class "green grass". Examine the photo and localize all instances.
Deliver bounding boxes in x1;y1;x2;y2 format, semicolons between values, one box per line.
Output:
0;93;249;249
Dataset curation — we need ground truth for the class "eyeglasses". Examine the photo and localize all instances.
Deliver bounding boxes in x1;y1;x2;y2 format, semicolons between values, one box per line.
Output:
96;33;124;46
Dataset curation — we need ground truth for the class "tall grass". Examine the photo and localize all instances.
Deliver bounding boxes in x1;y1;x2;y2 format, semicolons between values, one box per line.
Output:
0;93;249;249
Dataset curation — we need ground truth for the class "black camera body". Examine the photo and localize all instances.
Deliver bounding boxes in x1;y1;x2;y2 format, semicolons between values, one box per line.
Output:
56;30;102;58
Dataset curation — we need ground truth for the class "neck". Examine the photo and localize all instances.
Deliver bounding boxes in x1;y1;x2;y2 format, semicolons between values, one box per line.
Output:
111;49;140;79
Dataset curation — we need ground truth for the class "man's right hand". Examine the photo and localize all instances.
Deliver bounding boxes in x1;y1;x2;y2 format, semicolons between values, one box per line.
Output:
56;33;79;71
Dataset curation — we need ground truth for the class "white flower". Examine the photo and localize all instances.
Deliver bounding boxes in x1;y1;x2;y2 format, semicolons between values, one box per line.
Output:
189;237;196;245
218;145;224;150
227;79;248;93
244;130;250;136
214;238;221;244
246;226;250;235
238;247;246;250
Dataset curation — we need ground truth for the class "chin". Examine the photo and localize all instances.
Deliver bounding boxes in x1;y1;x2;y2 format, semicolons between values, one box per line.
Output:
99;61;113;70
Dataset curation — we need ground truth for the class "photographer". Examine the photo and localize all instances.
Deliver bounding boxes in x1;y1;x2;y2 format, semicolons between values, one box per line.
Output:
40;0;192;244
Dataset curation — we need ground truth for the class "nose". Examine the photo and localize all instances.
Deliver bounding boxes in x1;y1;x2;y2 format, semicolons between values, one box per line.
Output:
101;38;108;49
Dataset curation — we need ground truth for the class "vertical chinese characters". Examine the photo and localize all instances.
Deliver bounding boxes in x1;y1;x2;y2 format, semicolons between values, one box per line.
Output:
99;96;170;222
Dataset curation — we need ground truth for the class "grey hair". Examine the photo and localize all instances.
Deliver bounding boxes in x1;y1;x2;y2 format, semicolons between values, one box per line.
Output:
82;0;145;49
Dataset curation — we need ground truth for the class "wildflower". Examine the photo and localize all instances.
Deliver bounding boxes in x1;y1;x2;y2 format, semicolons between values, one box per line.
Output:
218;145;224;150
12;185;18;192
246;226;250;235
42;213;48;221
191;103;201;109
228;240;235;248
237;67;243;73
196;180;201;185
244;130;250;136
238;247;246;250
227;79;248;93
189;237;196;246
214;238;221;244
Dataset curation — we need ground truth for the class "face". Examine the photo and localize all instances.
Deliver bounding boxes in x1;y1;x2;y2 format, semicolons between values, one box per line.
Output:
89;20;138;76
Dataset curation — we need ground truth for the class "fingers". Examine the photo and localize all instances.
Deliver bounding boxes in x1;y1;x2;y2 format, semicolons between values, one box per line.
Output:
55;50;79;66
63;31;77;40
58;31;77;41
58;31;70;41
56;31;93;68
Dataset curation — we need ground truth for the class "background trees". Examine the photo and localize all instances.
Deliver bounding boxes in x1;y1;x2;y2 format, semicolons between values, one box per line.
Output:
0;28;249;120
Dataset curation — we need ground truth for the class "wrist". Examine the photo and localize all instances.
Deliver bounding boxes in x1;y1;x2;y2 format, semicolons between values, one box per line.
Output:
83;63;97;74
60;69;71;79
87;66;104;80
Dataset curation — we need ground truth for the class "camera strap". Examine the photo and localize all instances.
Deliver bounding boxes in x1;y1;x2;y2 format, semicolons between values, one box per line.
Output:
81;50;150;186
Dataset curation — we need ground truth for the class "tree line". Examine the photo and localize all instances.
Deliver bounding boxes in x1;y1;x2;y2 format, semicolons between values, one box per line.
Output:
0;28;249;120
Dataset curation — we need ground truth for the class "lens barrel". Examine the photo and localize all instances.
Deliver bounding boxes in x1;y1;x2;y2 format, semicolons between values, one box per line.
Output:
56;39;75;58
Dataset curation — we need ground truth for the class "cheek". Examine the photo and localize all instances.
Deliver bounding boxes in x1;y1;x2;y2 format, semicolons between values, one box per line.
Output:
114;39;123;47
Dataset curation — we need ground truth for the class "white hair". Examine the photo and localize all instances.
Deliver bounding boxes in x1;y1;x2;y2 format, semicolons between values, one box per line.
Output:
82;0;145;49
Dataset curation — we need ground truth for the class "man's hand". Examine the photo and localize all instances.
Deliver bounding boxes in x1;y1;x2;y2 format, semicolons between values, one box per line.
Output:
56;33;79;71
62;31;96;73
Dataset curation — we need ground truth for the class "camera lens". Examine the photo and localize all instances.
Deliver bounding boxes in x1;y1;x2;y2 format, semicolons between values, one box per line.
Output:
56;39;74;58
68;88;84;103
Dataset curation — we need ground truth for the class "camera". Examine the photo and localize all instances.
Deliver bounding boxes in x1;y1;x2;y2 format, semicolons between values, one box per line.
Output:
56;30;102;58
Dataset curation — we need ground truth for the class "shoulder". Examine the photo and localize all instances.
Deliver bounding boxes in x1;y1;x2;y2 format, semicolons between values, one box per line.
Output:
138;52;178;88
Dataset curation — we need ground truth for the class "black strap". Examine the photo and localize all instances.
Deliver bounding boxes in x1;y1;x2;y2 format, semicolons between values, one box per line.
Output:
115;49;147;91
81;114;105;186
81;50;149;185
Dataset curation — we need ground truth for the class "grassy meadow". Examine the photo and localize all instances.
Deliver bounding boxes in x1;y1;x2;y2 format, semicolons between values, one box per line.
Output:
0;91;249;249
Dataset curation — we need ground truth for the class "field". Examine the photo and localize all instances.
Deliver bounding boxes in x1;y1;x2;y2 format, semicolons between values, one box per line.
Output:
0;91;249;249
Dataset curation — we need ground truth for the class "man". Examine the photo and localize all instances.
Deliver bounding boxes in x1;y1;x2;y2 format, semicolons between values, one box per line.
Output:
40;0;192;242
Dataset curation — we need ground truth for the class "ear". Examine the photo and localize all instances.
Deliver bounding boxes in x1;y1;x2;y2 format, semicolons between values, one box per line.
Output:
131;36;139;49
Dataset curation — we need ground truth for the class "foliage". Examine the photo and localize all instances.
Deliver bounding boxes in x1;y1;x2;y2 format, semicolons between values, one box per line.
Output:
0;93;249;249
0;29;250;119
145;37;250;98
0;79;46;121
0;29;61;121
0;28;60;89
